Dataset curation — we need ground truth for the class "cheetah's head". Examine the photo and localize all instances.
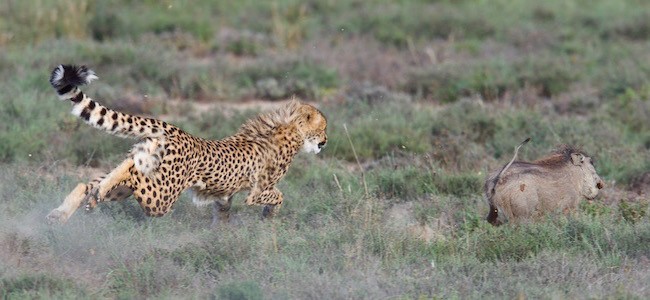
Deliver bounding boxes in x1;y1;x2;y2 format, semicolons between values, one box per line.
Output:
295;103;327;154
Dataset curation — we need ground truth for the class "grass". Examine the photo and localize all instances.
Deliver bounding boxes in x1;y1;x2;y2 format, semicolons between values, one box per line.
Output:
1;165;648;298
1;0;650;298
237;59;339;100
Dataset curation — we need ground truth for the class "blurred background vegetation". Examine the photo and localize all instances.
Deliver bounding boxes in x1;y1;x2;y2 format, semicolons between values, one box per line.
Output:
0;0;649;298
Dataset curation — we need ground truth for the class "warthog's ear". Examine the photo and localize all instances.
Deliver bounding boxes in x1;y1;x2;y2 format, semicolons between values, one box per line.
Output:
571;153;584;166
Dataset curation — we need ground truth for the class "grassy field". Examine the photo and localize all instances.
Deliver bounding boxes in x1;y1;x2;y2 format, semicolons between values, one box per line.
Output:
1;0;650;298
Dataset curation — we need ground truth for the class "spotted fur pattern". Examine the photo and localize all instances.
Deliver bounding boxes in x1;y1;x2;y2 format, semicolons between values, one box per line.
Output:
46;65;328;224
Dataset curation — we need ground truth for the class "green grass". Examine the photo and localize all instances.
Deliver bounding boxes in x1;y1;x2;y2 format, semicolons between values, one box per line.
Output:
237;59;339;100
1;0;650;298
1;165;648;298
0;274;88;299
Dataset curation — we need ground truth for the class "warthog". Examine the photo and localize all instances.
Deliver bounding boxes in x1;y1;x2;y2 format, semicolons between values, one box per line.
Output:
485;139;605;225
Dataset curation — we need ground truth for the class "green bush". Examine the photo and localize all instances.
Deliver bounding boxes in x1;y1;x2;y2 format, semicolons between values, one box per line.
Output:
404;60;516;102
580;201;611;218
216;281;263;300
473;224;563;262
324;101;432;161
89;2;213;41
372;166;434;200
601;13;650;41
405;54;576;102
345;2;495;48
619;201;648;224
167;244;227;272
516;55;578;97
107;254;190;299
0;275;85;298
434;173;482;196
237;60;339;100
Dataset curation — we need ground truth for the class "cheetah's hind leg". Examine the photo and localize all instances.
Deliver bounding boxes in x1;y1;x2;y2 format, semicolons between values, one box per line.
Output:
46;183;88;224
46;172;107;224
47;159;135;224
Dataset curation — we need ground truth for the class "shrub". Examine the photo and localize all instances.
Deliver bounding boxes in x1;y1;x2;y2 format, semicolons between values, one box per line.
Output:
580;201;611;218
0;0;90;44
473;224;563;262
515;56;577;97
601;13;650;41
434;173;482;196
372;166;435;200
107;254;190;298
89;2;213;41
216;281;263;300
0;274;85;298
323;101;432;161
404;61;515;102
405;55;576;102
167;244;227;272
619;200;648;224
238;60;338;100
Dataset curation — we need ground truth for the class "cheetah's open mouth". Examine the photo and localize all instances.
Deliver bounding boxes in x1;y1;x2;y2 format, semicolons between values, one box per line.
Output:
302;139;323;154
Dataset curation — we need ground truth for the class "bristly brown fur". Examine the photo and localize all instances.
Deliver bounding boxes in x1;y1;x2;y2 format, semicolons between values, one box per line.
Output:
533;144;590;168
484;143;603;226
236;100;302;139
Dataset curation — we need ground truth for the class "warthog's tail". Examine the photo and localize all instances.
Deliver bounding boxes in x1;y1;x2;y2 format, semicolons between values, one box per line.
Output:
485;137;531;225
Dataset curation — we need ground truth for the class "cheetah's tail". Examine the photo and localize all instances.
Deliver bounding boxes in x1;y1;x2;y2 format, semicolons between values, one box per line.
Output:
49;65;170;139
50;65;98;95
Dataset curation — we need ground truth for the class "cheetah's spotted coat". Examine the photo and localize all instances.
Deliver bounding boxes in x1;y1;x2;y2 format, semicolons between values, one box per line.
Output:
46;65;327;224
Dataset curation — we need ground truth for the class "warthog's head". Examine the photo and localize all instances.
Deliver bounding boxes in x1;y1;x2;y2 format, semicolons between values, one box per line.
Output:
569;152;605;200
535;145;605;201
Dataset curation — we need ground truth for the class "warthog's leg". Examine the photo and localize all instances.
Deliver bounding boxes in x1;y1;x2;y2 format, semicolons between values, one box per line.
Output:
486;204;502;226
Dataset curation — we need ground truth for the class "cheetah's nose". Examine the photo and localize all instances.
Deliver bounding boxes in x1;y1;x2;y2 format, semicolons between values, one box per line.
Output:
596;181;604;189
318;141;326;149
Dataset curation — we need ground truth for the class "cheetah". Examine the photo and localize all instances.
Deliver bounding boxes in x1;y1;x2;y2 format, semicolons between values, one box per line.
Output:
46;65;327;224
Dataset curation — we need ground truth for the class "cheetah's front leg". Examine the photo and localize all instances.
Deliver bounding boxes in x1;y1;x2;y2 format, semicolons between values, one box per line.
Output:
245;187;284;219
262;203;282;218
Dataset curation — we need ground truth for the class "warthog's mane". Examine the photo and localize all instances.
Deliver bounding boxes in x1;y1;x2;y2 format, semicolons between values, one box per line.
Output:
532;144;592;169
498;145;592;182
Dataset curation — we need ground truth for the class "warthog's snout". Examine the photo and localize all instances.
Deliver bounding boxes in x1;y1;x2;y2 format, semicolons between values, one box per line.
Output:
596;181;604;190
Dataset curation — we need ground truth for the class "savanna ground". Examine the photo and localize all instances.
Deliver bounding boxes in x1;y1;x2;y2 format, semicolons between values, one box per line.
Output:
1;0;650;298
